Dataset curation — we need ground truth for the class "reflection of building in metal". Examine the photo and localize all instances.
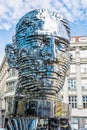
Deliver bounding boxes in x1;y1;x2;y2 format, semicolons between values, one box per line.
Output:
55;101;71;118
48;118;59;130
6;117;38;130
48;117;71;130
6;116;71;130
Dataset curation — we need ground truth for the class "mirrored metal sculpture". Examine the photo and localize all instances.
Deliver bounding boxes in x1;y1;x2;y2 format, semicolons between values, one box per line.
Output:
5;9;72;129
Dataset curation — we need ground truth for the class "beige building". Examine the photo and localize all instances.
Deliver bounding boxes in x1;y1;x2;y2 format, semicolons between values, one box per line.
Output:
0;57;8;110
62;36;87;129
0;57;18;114
0;36;87;129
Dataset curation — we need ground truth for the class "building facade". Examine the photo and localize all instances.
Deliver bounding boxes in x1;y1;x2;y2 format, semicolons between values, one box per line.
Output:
0;57;18;114
0;57;8;110
62;36;87;129
0;36;87;129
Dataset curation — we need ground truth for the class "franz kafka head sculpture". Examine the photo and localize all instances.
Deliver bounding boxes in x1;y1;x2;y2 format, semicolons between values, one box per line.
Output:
5;9;71;101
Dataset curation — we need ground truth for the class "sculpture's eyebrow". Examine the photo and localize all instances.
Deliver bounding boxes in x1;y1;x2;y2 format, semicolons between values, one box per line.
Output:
26;35;43;41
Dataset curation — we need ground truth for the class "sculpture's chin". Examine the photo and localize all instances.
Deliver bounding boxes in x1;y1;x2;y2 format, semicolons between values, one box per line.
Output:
16;72;65;101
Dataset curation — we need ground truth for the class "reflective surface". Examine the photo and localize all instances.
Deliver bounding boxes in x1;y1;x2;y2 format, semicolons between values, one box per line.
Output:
6;117;72;130
5;9;71;101
16;100;71;118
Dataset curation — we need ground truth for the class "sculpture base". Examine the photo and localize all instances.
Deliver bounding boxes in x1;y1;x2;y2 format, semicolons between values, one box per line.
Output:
6;99;71;129
17;99;63;118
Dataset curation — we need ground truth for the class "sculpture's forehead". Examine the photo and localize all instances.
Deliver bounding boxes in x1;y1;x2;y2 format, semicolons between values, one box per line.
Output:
16;9;70;42
16;9;63;29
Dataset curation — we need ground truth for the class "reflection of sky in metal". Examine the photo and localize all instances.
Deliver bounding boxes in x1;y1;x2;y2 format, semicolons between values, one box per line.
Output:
28;119;38;130
16;9;70;41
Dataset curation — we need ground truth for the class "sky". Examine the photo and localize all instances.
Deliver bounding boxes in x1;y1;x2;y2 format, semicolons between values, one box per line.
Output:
0;0;87;64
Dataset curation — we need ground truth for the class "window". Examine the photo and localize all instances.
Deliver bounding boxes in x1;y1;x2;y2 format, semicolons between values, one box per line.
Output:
82;79;87;90
8;69;17;77
81;64;87;73
83;96;87;108
68;79;76;90
69;96;77;108
70;65;76;73
80;50;87;58
6;81;17;91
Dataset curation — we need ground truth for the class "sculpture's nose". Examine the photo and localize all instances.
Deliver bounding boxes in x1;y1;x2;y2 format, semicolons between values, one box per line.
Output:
50;37;56;58
47;37;58;63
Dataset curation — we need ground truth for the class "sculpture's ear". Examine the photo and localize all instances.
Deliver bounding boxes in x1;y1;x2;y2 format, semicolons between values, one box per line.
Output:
5;44;17;68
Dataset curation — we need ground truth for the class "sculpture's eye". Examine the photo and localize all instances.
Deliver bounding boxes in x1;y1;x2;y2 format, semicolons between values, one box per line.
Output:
55;41;66;52
43;38;49;44
58;43;66;52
